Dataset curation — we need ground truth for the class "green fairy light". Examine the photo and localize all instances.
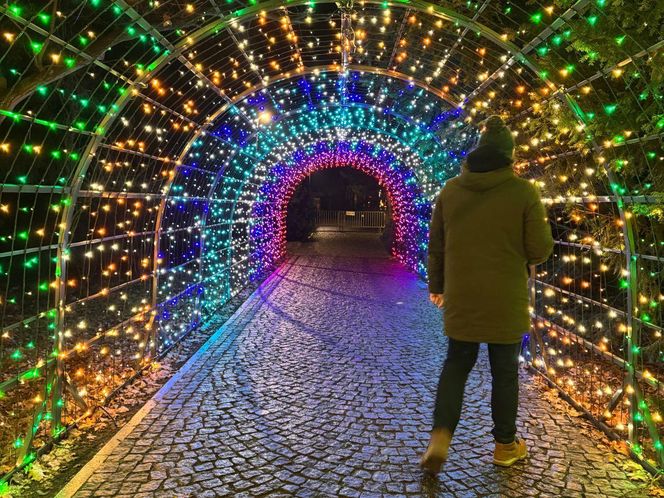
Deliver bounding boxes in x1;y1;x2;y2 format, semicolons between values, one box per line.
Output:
655;441;663;451
30;41;44;54
11;349;23;361
36;86;48;96
13;437;23;449
64;57;76;68
615;35;626;45
113;5;122;15
24;256;39;268
530;12;543;24
39;282;49;291
552;35;563;46
586;15;598;26
79;35;89;46
604;103;617;115
537;46;548;56
8;4;22;16
38;12;51;25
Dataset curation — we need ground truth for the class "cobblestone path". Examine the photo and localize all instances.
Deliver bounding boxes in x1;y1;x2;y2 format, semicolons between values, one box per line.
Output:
71;234;647;497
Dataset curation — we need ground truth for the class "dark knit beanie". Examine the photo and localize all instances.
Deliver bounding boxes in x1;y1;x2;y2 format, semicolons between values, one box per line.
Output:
477;115;515;160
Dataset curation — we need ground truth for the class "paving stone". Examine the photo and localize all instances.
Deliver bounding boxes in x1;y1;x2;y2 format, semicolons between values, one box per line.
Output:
72;234;649;496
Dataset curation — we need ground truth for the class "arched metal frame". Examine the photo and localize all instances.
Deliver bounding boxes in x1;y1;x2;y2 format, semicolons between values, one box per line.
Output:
0;0;660;483
49;0;644;454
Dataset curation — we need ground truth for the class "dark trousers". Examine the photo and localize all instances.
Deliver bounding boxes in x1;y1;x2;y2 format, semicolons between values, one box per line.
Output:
433;338;522;444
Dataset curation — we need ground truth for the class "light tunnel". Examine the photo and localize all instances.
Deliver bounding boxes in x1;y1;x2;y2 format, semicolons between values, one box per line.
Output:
0;0;663;483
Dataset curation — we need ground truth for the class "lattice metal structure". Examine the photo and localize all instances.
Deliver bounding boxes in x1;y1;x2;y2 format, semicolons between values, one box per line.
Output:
0;0;663;483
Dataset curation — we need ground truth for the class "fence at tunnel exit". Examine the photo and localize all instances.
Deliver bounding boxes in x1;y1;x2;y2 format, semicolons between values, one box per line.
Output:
314;210;387;231
0;0;663;486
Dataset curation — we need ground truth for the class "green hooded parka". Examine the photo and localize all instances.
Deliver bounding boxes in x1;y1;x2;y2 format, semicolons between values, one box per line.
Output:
427;143;554;344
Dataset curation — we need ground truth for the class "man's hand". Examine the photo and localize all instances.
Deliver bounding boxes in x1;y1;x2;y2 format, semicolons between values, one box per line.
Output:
528;264;537;280
429;293;444;309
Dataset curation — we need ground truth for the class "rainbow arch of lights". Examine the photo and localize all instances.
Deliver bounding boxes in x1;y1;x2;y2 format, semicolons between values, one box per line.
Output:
249;139;431;272
154;103;474;352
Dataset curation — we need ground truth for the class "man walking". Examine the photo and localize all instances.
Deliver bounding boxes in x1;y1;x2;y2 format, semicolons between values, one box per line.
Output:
421;115;554;473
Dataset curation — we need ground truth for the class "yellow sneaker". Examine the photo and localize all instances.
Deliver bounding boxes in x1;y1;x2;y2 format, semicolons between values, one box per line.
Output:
493;436;527;467
420;428;452;474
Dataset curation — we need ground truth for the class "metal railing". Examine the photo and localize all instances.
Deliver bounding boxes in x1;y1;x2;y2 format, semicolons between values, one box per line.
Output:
314;210;387;231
